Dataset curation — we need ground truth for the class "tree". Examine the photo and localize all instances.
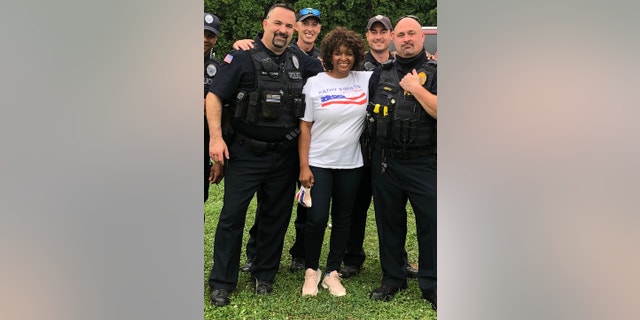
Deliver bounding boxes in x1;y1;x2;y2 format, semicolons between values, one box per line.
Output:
204;0;437;58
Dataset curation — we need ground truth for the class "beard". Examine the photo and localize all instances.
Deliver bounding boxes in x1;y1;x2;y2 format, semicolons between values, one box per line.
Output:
271;32;289;48
397;44;417;58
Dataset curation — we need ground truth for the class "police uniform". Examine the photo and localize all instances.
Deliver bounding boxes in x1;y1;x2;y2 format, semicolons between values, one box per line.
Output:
204;12;221;203
291;39;321;58
204;48;220;202
207;34;323;291
244;39;321;268
343;51;415;274
366;48;437;298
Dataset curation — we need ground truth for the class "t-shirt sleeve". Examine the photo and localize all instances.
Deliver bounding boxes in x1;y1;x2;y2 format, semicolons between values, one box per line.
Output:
301;76;316;122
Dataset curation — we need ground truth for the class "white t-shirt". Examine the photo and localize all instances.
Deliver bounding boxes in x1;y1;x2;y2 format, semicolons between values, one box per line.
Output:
301;71;373;169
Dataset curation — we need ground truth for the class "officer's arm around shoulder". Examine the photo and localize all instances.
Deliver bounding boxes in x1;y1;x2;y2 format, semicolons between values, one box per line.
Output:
299;52;323;78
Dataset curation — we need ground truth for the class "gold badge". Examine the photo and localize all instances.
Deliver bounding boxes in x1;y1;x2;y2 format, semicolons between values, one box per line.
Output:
418;72;427;85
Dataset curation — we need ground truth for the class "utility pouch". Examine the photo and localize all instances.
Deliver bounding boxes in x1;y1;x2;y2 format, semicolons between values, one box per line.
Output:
393;103;414;121
233;91;248;119
292;94;305;118
360;115;375;166
245;92;259;123
376;114;391;138
365;112;376;138
392;120;416;146
260;90;282;120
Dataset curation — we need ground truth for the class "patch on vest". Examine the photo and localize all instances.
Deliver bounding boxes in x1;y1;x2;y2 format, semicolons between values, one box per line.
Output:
418;71;427;85
288;71;302;80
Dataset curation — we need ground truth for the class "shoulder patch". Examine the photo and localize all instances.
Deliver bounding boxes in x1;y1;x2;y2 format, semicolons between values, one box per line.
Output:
418;72;427;85
223;54;234;64
206;64;218;77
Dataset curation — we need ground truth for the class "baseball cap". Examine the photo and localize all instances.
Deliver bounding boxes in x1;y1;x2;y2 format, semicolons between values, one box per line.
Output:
204;13;221;36
366;15;392;30
297;8;321;22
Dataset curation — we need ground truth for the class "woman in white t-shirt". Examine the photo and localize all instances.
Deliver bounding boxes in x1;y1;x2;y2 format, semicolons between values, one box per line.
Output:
298;27;372;297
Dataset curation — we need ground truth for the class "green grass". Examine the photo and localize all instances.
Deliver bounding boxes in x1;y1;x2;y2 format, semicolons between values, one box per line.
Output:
204;182;436;320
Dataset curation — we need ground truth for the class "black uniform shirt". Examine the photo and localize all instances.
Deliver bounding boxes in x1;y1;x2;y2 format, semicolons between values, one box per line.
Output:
291;39;321;58
204;49;220;98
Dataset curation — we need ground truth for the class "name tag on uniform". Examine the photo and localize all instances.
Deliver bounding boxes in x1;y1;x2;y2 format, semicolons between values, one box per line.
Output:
288;71;302;80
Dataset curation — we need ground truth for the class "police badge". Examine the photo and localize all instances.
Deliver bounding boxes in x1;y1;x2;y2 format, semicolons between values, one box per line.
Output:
206;64;217;77
291;55;299;69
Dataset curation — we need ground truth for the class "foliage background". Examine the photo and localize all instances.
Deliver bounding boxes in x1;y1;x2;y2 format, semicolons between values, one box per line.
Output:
204;0;437;59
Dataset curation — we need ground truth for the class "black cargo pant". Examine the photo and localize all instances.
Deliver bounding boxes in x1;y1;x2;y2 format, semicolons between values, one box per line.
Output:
371;151;437;294
244;188;306;262
343;165;412;268
208;142;298;290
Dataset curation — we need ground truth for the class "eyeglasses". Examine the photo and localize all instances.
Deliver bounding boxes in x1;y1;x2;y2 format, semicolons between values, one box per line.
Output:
299;8;321;17
397;14;421;25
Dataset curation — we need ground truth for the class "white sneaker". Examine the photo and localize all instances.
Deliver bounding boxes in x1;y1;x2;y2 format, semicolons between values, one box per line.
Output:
302;268;322;296
321;270;346;296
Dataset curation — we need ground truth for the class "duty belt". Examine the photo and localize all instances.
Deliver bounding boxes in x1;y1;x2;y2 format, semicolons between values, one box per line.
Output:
382;145;436;160
235;133;297;156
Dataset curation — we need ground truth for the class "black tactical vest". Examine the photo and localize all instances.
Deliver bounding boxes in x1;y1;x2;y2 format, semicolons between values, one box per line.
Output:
231;46;305;128
370;61;437;150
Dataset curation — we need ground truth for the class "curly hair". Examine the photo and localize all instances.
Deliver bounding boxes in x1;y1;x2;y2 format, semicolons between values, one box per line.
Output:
319;26;366;71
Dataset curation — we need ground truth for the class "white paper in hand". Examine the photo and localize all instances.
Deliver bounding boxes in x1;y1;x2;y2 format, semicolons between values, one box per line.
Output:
295;186;312;207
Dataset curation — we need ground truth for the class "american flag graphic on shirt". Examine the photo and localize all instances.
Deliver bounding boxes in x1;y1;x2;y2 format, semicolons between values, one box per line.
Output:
320;92;367;108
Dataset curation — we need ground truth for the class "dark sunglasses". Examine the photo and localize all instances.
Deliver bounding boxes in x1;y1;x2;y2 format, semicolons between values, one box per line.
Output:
299;8;321;17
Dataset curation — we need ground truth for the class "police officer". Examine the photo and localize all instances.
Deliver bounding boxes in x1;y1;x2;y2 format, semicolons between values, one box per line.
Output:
366;15;437;310
204;12;223;203
291;8;322;58
206;3;323;307
341;14;418;279
362;15;394;71
241;7;323;274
